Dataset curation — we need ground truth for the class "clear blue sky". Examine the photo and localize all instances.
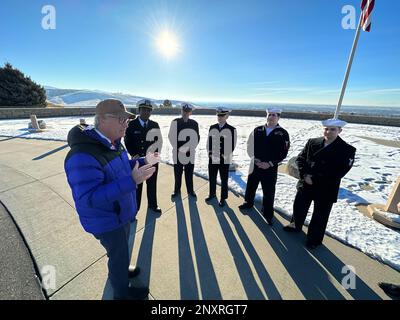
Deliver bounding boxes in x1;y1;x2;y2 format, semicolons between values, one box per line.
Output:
1;0;399;107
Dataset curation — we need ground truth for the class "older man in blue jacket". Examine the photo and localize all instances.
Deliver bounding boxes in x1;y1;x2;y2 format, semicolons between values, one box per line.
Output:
65;99;159;300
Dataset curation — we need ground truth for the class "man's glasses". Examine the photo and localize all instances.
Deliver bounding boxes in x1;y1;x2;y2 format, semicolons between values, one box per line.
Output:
105;114;131;125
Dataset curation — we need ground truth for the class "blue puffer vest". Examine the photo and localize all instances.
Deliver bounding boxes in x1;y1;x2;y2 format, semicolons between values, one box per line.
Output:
64;125;145;235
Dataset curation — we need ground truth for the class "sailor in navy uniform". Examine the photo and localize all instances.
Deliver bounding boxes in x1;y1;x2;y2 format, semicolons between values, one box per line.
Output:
283;118;356;249
239;108;290;225
168;102;200;198
124;99;163;213
205;107;237;207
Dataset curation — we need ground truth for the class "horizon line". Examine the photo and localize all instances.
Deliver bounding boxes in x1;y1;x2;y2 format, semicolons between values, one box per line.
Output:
44;85;400;109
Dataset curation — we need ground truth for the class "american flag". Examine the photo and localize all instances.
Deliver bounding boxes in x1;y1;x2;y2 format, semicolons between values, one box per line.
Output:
361;0;375;32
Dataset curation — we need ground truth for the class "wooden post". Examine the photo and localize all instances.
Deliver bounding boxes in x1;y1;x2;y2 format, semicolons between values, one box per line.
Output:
385;176;400;214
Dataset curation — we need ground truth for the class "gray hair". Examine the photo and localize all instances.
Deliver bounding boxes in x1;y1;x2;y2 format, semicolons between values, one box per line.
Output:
94;114;101;129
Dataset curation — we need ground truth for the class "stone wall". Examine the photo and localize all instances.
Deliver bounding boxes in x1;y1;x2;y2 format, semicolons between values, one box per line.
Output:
0;107;399;127
0;107;96;119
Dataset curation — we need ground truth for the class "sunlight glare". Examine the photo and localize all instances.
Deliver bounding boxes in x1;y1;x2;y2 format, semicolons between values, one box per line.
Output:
156;30;180;58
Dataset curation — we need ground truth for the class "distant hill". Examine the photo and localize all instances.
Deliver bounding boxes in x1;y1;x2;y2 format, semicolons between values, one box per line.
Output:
45;86;185;108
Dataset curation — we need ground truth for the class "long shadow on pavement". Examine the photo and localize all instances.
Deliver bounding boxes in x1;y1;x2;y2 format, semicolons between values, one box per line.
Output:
32;144;69;160
174;196;199;299
309;245;382;300
247;205;381;299
134;209;161;290
212;202;282;299
246;205;346;299
187;196;222;299
0;132;34;142
211;202;266;299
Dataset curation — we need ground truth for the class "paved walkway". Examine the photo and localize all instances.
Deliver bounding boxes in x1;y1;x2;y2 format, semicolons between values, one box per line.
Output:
0;202;44;300
0;137;399;300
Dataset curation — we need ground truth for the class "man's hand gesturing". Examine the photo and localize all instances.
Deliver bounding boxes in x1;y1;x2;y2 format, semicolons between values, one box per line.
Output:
145;152;161;166
132;162;156;184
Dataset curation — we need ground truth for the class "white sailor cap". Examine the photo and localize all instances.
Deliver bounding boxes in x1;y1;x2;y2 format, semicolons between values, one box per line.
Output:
321;118;347;128
180;102;194;111
216;107;230;116
136;99;156;109
266;107;282;114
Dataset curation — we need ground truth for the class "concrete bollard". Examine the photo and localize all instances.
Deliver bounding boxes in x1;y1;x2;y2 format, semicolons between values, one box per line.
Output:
29;115;46;131
30;115;40;130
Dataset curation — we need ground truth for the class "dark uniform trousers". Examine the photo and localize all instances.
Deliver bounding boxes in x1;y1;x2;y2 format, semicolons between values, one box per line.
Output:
244;124;290;223
291;136;356;245
208;164;230;199
244;166;278;222
169;118;200;194
291;187;333;245
174;163;194;194
124;117;162;211
136;163;159;210
207;123;236;200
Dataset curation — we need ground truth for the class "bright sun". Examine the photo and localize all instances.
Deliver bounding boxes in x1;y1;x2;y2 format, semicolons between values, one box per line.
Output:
156;30;179;58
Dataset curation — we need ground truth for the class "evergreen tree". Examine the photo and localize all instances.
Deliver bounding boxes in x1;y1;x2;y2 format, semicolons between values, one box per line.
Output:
0;63;47;107
163;99;172;108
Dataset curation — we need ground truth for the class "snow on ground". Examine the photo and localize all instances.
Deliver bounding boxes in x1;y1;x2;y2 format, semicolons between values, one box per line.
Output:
1;115;400;271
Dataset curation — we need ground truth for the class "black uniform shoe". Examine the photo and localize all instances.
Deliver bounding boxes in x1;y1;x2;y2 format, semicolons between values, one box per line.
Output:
283;224;301;232
219;199;226;207
188;191;197;198
149;206;162;214
128;265;140;278
171;191;181;198
205;195;216;202
239;202;253;210
378;282;400;298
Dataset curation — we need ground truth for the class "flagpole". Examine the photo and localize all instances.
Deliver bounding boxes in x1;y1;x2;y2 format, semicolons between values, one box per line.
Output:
334;12;364;119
